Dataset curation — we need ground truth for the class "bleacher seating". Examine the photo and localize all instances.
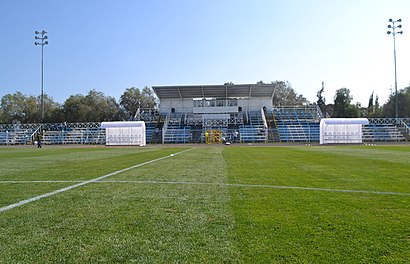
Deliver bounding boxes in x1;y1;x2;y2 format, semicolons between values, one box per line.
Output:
82;128;105;144
402;119;410;139
272;107;320;142
0;131;32;145
2;111;408;145
42;128;105;144
145;123;156;143
163;113;192;143
163;127;191;143
239;111;268;143
362;124;406;142
135;109;163;144
0;124;38;145
239;126;268;143
42;131;66;144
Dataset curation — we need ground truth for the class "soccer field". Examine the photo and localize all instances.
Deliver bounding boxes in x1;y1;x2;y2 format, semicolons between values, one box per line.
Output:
1;145;409;263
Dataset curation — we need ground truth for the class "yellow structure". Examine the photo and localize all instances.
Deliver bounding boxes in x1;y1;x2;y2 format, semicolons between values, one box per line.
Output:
205;130;222;144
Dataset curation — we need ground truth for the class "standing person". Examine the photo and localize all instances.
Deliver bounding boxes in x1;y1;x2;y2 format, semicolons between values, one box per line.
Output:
234;130;239;143
36;133;42;148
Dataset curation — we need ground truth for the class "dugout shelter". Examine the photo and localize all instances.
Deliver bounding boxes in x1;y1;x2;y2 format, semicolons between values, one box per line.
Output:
101;121;146;146
320;118;369;144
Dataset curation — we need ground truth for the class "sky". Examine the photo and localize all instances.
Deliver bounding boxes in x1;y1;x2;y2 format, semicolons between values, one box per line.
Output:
1;0;410;106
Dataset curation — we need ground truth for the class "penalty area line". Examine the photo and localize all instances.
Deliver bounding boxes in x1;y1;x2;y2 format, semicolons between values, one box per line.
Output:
0;148;195;213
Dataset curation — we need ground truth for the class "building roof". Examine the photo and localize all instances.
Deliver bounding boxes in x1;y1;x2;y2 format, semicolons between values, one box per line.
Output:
152;84;276;99
320;118;369;125
101;121;145;128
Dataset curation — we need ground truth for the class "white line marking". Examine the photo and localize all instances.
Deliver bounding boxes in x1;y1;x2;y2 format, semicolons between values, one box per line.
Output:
227;183;410;196
1;177;408;197
97;180;410;196
0;148;195;213
0;180;84;183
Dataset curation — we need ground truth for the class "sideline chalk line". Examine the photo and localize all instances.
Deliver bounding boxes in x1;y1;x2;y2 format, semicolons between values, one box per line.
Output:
98;180;410;196
0;148;195;213
0;180;84;183
1;179;409;197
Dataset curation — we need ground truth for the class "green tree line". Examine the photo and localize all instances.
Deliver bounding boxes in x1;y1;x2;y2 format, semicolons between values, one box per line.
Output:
0;87;157;124
318;86;410;118
1;82;409;124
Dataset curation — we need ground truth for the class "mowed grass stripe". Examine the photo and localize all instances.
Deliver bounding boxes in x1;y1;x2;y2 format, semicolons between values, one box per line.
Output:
100;180;410;196
0;147;188;207
0;148;194;213
0;146;186;181
0;183;75;207
224;145;410;193
0;147;240;263
229;187;410;263
3;180;409;196
224;145;410;263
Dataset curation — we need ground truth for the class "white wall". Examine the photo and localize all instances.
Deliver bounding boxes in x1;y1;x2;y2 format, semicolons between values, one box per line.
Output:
160;97;272;113
160;98;192;113
238;98;271;112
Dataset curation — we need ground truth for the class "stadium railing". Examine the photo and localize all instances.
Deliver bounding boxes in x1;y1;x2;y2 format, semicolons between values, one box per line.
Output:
363;118;409;142
1;116;408;145
0;123;39;145
362;124;406;142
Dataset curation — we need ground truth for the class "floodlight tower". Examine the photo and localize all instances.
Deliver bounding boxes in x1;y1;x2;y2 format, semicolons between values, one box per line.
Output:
387;19;403;123
34;30;49;123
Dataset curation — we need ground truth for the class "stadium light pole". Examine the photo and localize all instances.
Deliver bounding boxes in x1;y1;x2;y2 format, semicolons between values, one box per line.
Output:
387;19;403;123
34;30;49;123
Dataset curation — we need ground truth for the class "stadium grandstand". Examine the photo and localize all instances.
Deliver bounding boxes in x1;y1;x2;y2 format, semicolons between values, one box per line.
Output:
0;84;409;145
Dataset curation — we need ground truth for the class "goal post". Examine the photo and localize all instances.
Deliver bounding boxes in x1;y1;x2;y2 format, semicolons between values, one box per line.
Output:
101;121;146;146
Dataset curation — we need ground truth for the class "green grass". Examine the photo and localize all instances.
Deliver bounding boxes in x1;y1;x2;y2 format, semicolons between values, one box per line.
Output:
0;145;409;263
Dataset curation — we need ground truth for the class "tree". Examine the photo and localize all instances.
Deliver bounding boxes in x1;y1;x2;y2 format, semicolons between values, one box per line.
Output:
375;95;380;109
368;94;383;118
141;86;157;109
333;88;359;117
63;90;120;122
1;92;38;123
317;81;326;115
0;91;63;124
63;94;89;122
1;92;25;123
382;86;410;118
86;90;120;121
271;81;308;106
120;87;157;120
367;91;374;117
41;94;63;123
